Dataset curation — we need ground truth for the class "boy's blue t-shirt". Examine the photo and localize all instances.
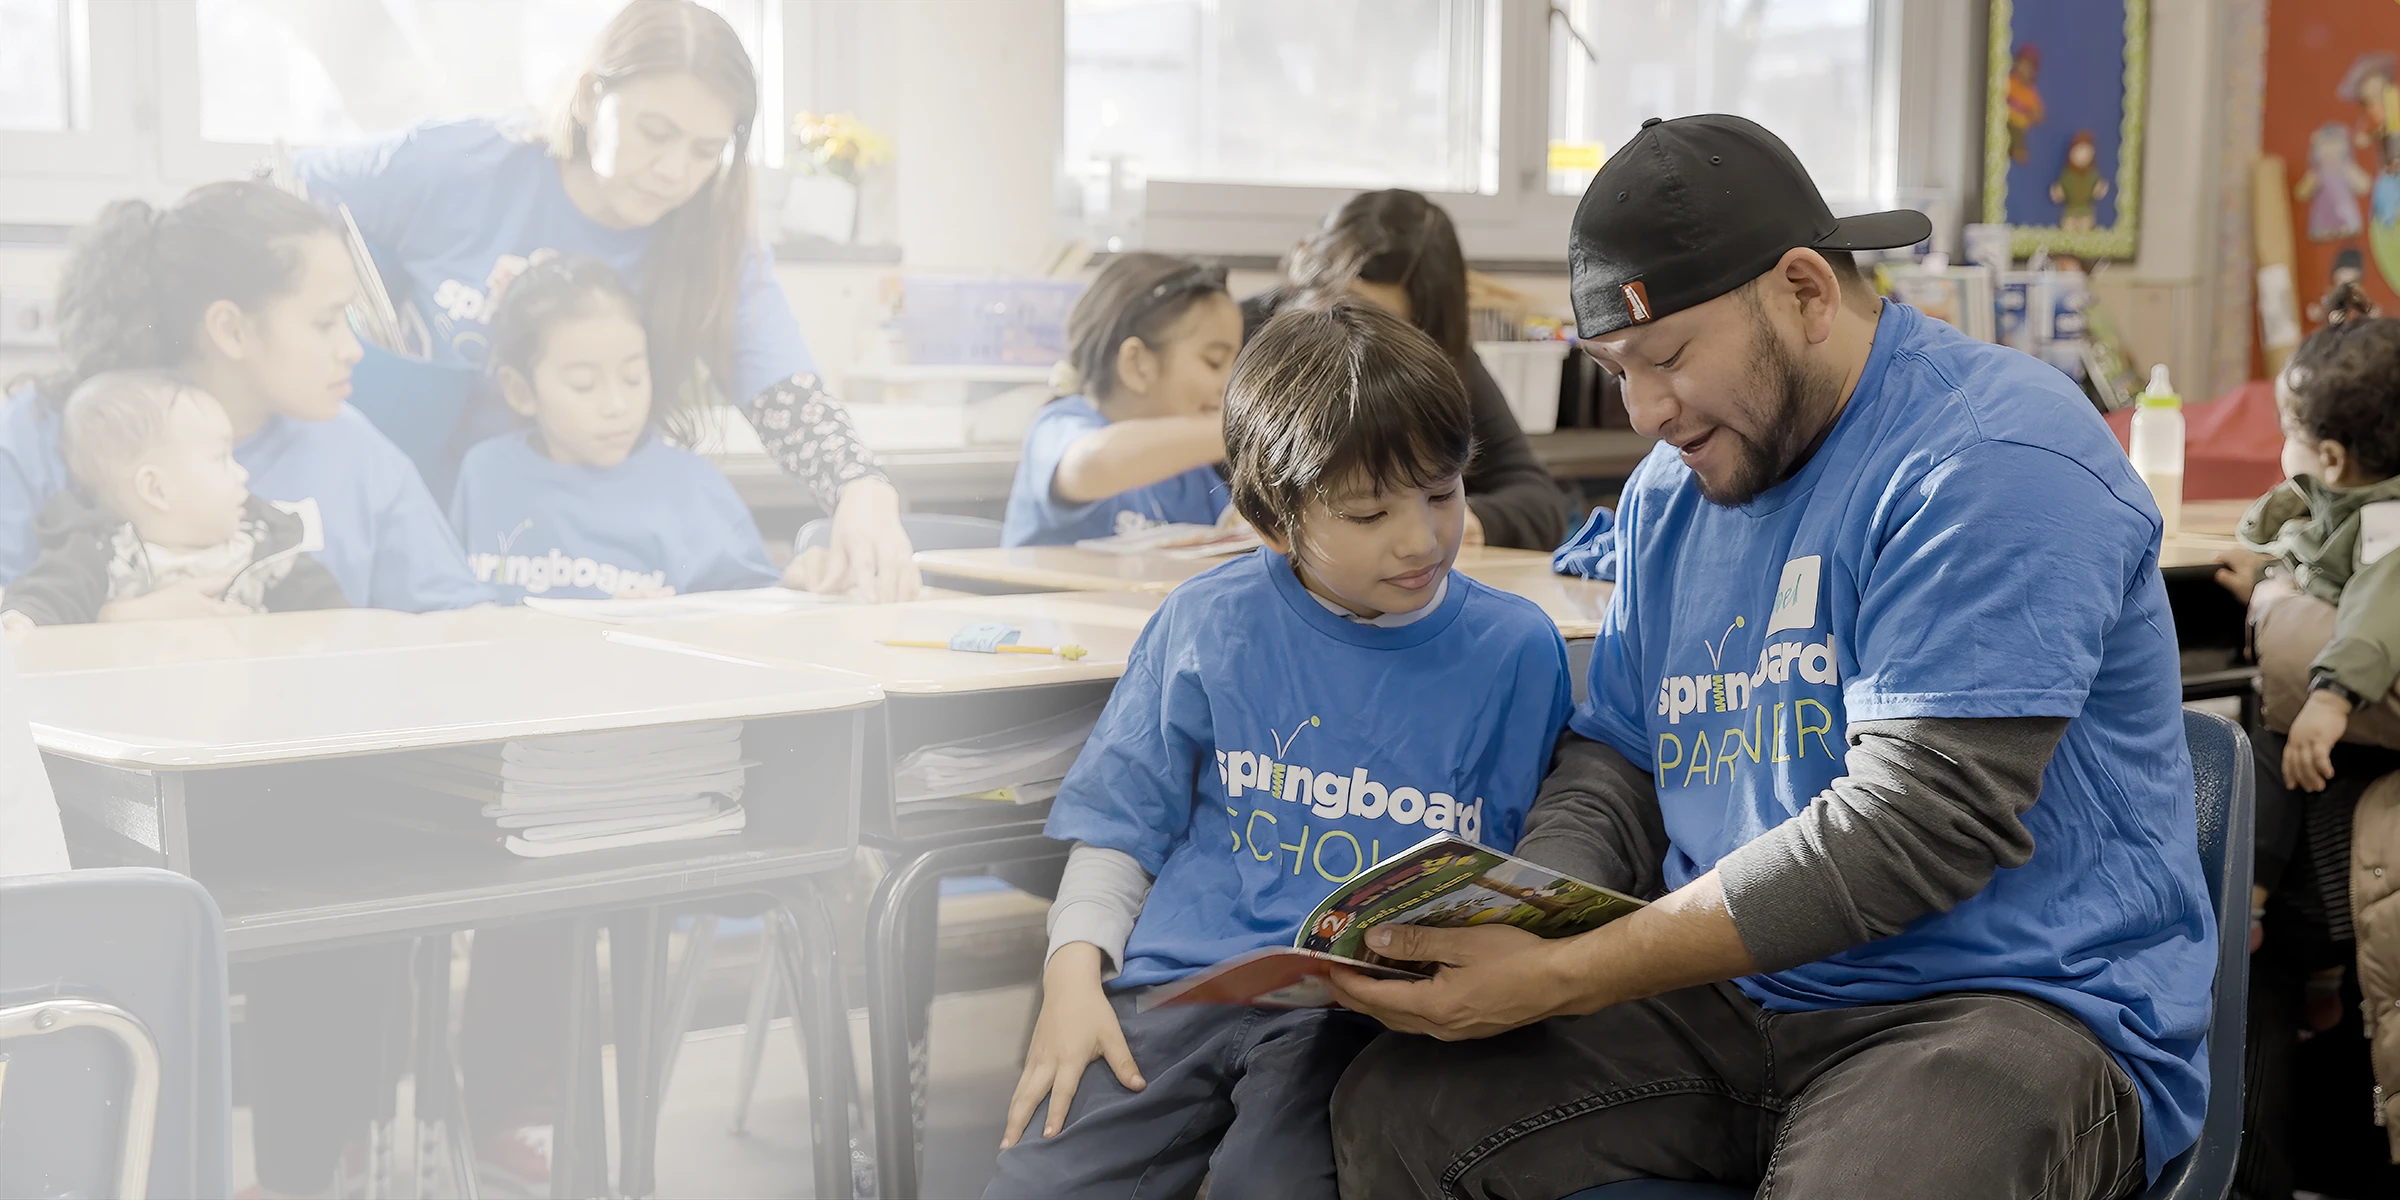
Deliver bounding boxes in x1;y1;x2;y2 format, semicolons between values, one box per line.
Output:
1046;549;1574;989
0;394;487;612
1000;395;1228;546
449;431;778;602
1572;301;2213;1178
295;118;814;406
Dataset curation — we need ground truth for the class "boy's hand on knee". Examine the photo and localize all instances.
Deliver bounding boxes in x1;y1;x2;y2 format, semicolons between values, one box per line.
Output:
1002;943;1145;1150
2283;689;2351;792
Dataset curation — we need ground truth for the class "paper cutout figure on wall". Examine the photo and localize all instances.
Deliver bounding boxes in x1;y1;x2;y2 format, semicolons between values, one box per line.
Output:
2298;121;2372;242
2341;51;2400;167
2051;131;2109;232
2007;44;2046;165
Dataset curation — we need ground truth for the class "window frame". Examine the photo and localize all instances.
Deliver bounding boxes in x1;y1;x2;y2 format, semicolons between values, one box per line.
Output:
1118;0;1923;264
0;0;151;225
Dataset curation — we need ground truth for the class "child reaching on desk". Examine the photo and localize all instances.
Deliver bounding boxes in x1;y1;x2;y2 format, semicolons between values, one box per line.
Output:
448;254;782;602
986;302;1572;1200
1;370;347;629
1001;252;1244;546
2212;291;2400;1053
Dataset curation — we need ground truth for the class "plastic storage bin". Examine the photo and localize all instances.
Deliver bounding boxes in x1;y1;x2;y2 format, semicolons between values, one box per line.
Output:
901;277;1087;366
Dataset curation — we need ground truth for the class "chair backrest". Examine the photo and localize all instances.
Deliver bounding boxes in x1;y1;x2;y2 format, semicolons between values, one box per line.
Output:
2142;709;2254;1200
0;868;232;1200
795;512;1004;555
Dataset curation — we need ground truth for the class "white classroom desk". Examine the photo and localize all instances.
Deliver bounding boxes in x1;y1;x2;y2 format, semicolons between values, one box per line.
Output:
20;603;883;1199
606;589;1165;1196
18;605;880;952
906;546;1613;700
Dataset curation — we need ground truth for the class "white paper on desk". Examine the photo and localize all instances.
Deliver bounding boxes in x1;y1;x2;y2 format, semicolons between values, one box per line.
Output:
515;798;737;842
503;805;746;857
523;588;834;624
1074;524;1262;559
485;794;723;828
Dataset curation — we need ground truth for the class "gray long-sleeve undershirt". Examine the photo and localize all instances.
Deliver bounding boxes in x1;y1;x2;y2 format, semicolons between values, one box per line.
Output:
1514;716;2067;973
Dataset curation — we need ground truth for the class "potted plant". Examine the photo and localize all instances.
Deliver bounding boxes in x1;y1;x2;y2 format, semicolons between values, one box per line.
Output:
780;110;894;245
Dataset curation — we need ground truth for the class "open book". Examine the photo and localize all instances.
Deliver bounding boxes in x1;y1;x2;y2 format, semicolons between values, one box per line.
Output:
1137;833;1646;1010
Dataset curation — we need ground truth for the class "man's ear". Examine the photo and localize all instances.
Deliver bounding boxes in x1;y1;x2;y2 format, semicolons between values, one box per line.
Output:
498;367;540;419
1772;248;1843;347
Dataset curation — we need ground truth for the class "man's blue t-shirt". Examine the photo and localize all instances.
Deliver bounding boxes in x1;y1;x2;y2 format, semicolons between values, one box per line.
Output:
1573;301;2213;1177
449;432;778;603
1001;396;1227;547
0;394;488;612
1047;549;1574;989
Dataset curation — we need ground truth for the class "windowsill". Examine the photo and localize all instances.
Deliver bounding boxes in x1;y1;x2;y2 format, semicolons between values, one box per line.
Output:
771;238;902;264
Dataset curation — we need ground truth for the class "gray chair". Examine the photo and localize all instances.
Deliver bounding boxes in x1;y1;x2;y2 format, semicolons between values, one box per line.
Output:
1562;708;2253;1200
795;512;1005;555
0;867;233;1200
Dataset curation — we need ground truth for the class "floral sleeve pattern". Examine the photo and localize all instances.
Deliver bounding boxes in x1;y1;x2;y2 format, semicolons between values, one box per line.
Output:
744;373;888;513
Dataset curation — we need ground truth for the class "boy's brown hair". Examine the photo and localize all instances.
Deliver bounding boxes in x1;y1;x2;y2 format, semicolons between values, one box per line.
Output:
1223;301;1475;543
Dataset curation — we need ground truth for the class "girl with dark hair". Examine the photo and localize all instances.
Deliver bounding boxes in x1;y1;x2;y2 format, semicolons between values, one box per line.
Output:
295;0;919;600
1244;189;1569;550
450;252;781;601
0;181;485;613
1000;251;1244;546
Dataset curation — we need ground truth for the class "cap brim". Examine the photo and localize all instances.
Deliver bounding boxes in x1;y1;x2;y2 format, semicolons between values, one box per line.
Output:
1813;209;1933;252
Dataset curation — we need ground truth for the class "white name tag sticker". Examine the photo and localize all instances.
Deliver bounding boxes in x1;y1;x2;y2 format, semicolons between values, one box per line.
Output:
1766;555;1822;636
2361;501;2400;566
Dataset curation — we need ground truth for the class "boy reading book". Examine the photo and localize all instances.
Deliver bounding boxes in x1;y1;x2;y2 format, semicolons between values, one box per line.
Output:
986;303;1573;1200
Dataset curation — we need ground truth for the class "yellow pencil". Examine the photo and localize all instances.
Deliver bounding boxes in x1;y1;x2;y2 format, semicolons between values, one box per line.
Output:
879;639;1088;660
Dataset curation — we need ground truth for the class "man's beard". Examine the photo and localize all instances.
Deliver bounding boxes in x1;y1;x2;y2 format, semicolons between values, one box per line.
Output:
1692;306;1844;507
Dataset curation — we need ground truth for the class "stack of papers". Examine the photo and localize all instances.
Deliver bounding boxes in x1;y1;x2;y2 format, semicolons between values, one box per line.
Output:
360;723;752;857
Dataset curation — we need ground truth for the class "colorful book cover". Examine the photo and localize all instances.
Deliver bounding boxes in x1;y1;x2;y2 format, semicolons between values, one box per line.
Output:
1138;833;1646;1010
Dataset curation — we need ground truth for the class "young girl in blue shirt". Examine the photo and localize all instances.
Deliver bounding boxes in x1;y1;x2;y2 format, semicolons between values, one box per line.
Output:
450;253;780;603
1001;252;1245;546
988;302;1573;1199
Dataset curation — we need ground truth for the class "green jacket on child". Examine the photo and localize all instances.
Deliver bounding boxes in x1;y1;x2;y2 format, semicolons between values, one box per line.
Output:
2240;472;2400;705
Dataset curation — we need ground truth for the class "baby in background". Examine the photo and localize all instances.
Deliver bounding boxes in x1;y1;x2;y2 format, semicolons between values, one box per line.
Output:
2;368;346;629
449;253;784;603
2215;287;2400;1033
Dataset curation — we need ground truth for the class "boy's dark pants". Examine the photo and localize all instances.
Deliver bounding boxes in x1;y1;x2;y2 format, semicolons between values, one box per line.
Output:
1332;981;2144;1200
984;994;1378;1200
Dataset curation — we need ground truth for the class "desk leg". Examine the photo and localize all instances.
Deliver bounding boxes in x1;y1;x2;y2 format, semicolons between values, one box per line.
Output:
864;836;1068;1200
553;916;610;1199
608;909;668;1199
770;879;856;1200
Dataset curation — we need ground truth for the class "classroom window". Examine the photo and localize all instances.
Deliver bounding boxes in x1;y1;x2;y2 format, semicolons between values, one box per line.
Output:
1063;0;1499;198
0;0;85;133
190;0;780;161
1546;0;1878;202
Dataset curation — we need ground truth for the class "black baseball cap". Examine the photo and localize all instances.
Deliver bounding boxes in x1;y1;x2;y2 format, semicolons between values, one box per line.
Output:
1569;114;1931;338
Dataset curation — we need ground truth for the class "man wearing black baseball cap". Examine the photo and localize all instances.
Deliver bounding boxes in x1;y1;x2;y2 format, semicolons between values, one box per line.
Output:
1328;116;2210;1197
